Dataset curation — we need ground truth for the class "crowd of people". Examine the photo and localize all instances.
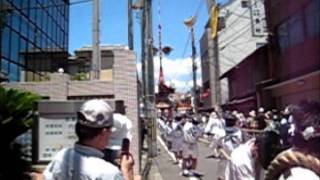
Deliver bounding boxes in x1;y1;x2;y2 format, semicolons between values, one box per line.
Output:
157;100;320;180
26;99;320;180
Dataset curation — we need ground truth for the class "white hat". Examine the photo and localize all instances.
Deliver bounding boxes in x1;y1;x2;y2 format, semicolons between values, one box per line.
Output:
108;113;133;150
77;99;114;128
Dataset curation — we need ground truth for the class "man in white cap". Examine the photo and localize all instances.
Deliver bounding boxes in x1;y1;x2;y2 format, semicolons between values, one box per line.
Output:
43;99;134;180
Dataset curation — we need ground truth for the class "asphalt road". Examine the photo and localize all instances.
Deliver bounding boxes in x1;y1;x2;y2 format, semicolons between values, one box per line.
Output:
155;137;227;180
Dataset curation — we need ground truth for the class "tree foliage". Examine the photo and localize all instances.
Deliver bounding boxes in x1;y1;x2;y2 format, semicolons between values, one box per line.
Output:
0;86;40;179
0;86;40;143
72;72;89;81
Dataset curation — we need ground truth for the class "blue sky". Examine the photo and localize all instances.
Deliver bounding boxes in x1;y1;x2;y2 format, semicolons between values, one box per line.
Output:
69;0;227;91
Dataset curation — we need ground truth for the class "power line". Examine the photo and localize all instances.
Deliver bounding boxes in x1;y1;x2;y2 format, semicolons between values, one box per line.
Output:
219;20;252;43
218;17;252;43
230;37;259;46
229;43;251;54
219;25;252;49
182;32;191;58
194;0;205;18
218;0;260;35
169;0;205;86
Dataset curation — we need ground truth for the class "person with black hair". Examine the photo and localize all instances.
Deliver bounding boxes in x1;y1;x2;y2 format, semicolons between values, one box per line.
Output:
170;113;185;165
181;116;203;177
43;100;134;180
220;112;246;156
265;101;320;180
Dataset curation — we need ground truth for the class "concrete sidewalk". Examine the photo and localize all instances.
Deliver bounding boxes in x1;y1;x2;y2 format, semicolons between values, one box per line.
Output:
140;141;164;180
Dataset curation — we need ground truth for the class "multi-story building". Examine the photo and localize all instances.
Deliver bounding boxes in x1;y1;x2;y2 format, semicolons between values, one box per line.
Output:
217;0;320;111
67;45;124;81
200;0;267;110
261;0;320;109
3;45;141;173
0;0;69;82
220;45;268;113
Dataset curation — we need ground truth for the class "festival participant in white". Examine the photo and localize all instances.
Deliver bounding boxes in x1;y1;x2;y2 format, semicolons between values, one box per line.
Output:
181;116;203;177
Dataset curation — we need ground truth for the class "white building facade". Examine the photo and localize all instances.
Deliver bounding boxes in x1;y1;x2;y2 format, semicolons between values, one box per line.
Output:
200;0;268;109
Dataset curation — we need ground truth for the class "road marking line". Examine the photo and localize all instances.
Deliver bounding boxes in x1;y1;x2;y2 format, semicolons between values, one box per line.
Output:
157;135;176;161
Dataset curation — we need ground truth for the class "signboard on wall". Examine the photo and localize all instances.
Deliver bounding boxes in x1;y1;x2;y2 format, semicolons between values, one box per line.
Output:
37;117;77;162
33;100;115;163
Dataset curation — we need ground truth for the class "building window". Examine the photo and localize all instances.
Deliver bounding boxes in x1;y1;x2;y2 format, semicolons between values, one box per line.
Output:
254;10;260;16
9;64;19;81
1;59;9;74
218;17;226;30
241;0;249;8
256;42;265;48
305;0;320;37
255;28;261;33
277;22;289;52
10;31;20;62
11;12;21;32
2;27;11;58
20;17;28;38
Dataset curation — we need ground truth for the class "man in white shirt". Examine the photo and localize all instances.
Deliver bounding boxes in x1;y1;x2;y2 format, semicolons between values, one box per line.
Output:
225;131;283;180
43;99;134;180
225;139;258;180
204;111;225;155
220;112;244;156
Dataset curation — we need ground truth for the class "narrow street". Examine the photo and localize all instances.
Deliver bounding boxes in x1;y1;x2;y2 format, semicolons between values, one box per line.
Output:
155;137;227;180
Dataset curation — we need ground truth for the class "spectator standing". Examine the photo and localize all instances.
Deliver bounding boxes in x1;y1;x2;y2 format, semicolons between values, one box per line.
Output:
43;99;134;180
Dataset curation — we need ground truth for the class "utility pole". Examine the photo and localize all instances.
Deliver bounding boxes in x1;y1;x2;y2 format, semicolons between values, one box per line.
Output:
184;16;198;113
191;26;198;113
213;32;222;113
143;0;157;157
213;5;222;112
140;0;147;113
91;0;101;80
128;0;134;50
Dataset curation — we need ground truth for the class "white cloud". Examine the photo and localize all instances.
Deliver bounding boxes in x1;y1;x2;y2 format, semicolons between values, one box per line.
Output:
187;78;202;87
137;56;202;92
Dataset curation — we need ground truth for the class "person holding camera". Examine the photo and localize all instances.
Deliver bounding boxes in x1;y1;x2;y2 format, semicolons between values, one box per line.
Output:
43;99;134;180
